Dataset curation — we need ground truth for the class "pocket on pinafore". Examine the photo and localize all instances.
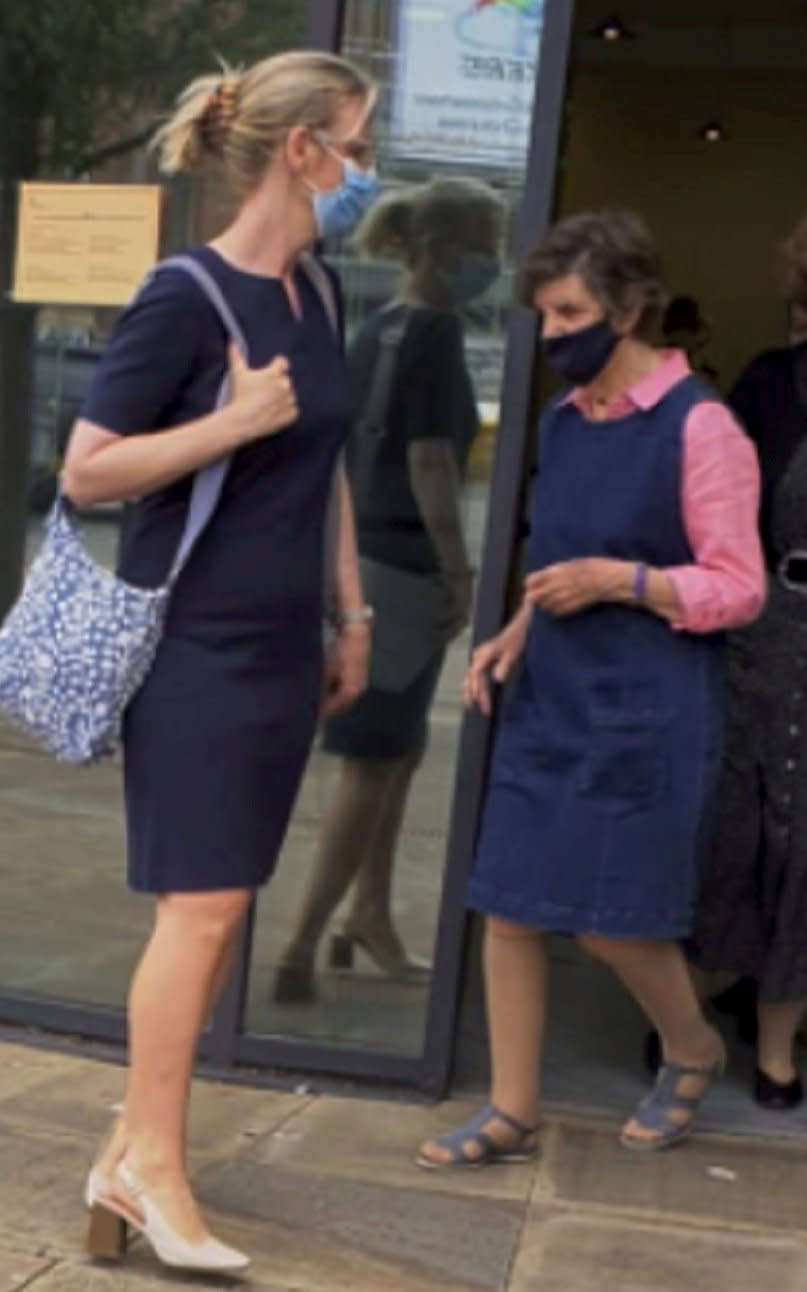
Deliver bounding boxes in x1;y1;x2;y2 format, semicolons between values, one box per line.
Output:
579;704;673;813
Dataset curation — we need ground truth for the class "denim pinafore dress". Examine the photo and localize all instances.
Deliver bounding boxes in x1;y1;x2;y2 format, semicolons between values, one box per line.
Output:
466;376;726;939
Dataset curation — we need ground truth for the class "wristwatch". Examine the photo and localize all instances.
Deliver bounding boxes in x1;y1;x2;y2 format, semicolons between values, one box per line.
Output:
338;605;375;629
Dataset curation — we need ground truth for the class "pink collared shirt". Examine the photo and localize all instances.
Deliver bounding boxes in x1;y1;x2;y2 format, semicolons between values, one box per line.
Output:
565;351;766;633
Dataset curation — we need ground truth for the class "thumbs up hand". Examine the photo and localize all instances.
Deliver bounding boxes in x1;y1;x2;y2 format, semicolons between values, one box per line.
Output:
228;345;299;441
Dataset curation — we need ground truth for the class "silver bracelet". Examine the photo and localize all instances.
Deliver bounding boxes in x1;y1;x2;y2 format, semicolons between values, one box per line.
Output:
337;605;375;629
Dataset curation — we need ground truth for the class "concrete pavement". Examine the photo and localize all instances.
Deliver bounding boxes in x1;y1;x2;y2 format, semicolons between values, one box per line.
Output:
1;1039;807;1291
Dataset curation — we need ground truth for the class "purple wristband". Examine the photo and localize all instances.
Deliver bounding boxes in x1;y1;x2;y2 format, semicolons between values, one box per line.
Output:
632;562;648;603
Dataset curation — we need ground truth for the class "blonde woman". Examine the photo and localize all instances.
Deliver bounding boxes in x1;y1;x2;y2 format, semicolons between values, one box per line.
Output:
62;51;377;1274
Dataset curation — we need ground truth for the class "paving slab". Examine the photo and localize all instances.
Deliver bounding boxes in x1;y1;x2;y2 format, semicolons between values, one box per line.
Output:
19;1257;269;1291
508;1211;807;1292
544;1120;807;1234
0;1247;53;1291
213;1210;496;1292
0;1060;126;1144
185;1082;311;1167
0;1045;84;1105
198;1157;524;1291
0;1049;310;1171
243;1094;539;1201
0;1124;95;1257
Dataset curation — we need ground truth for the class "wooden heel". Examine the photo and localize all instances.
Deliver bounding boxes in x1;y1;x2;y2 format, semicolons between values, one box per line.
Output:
86;1204;128;1261
328;933;355;970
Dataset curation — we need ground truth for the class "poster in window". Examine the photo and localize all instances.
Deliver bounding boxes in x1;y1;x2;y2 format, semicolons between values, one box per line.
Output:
391;0;545;170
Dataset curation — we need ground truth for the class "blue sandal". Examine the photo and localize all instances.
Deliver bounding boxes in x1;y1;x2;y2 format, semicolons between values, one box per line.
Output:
415;1103;539;1170
621;1056;725;1152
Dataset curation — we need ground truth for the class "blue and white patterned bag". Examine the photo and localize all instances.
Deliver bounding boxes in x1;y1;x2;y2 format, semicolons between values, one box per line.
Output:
0;255;246;764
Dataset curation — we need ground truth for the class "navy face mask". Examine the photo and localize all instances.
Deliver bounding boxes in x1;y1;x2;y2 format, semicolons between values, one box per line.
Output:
541;318;621;386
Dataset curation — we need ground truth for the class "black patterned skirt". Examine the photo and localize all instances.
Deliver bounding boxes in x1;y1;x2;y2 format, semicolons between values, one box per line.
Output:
689;580;807;1001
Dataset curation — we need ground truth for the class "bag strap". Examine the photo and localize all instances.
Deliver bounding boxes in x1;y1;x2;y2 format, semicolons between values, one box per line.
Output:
298;251;339;338
152;255;249;583
355;308;411;442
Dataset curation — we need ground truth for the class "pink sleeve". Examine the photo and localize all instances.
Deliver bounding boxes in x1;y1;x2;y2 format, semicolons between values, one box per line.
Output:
665;402;766;634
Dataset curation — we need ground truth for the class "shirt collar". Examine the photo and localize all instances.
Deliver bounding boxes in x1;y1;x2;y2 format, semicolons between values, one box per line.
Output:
560;349;692;415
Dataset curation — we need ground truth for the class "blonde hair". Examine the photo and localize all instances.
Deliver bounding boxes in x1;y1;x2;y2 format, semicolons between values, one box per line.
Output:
153;51;375;198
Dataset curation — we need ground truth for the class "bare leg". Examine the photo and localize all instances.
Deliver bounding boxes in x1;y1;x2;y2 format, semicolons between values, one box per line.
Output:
418;917;547;1164
580;936;724;1145
346;753;420;956
757;997;807;1084
93;907;247;1180
99;889;251;1241
278;758;404;966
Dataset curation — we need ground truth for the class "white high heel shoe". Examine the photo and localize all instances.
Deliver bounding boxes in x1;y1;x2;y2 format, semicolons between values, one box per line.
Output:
85;1162;250;1275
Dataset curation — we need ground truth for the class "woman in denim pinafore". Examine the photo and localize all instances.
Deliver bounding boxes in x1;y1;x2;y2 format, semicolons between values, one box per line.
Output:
418;211;766;1168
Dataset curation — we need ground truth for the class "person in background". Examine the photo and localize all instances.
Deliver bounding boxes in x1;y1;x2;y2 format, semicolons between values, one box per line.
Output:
662;295;719;385
274;177;505;1002
416;209;765;1169
689;215;807;1110
61;51;377;1274
788;299;807;346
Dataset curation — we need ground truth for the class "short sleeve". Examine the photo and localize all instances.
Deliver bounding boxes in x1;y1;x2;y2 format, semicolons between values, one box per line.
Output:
81;268;208;436
403;311;476;448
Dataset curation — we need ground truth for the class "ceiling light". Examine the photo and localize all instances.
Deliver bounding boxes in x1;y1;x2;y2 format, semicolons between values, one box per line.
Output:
699;119;727;143
590;15;636;42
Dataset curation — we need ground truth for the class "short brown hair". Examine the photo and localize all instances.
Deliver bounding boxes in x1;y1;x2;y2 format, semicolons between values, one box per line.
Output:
517;209;666;339
781;216;807;308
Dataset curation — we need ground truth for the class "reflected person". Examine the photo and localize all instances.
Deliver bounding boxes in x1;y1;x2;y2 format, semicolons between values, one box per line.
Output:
275;177;505;1002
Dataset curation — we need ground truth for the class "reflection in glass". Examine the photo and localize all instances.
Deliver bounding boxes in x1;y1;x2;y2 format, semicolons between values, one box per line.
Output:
272;177;505;1006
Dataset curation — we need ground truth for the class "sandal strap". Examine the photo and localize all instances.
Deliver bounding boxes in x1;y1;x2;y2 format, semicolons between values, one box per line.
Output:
488;1104;538;1136
430;1103;536;1166
631;1060;723;1136
431;1107;499;1165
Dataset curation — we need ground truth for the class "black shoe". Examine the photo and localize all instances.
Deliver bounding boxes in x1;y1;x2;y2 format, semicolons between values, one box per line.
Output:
273;960;315;1004
754;1067;803;1110
644;1029;662;1076
710;978;758;1046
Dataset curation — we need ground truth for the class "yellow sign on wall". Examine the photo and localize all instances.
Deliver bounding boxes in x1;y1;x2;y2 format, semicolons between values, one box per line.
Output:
13;183;161;307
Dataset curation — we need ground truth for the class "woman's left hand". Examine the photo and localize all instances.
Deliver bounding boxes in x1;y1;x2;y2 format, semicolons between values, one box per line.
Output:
321;625;371;719
524;558;616;618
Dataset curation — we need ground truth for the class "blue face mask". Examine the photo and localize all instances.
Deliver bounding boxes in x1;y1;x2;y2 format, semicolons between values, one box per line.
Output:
541;317;621;386
447;253;499;306
311;156;379;240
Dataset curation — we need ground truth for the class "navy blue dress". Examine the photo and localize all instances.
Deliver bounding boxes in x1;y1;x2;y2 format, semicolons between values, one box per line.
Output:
81;247;349;892
466;376;726;939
